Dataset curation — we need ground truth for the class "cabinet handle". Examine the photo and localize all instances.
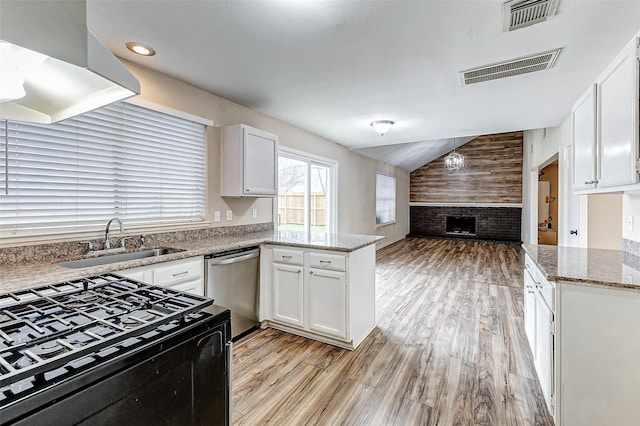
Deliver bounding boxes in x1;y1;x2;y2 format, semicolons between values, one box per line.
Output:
319;260;332;264
297;269;301;274
172;271;189;277
528;290;535;294
585;180;596;185
309;271;314;275
526;285;533;289
281;255;293;259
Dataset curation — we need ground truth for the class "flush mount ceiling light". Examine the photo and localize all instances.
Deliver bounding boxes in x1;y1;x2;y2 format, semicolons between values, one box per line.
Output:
444;138;465;170
370;120;394;136
126;42;156;57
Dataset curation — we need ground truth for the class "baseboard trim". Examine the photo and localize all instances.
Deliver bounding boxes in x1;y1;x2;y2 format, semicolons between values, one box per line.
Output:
376;234;406;250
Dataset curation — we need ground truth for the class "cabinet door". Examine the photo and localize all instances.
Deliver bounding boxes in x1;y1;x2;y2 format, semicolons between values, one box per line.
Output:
243;126;277;196
272;263;304;327
524;269;537;354
308;268;346;339
535;291;554;414
572;85;597;191
596;40;639;188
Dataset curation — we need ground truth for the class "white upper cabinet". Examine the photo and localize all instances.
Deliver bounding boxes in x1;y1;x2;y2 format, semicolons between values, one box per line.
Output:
572;85;597;191
572;33;640;193
596;38;639;188
220;124;278;197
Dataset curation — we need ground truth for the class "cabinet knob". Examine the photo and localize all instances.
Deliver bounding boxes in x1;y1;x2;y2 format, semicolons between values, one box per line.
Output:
297;269;301;274
570;229;578;235
528;290;535;294
585;180;596;185
309;271;314;275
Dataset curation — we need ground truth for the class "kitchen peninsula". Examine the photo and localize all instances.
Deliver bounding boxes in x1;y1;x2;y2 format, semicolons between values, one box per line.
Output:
522;244;640;426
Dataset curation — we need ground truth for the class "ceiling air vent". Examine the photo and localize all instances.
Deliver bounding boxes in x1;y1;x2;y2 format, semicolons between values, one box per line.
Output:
503;0;560;31
459;48;561;86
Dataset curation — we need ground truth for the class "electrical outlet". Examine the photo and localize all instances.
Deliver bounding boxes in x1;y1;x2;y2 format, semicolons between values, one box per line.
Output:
252;208;257;219
214;211;221;222
628;216;634;232
226;210;233;221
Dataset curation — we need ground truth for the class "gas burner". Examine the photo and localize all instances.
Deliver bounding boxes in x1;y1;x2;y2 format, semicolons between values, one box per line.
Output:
67;293;102;307
31;340;68;358
125;295;150;307
13;340;70;369
119;310;157;328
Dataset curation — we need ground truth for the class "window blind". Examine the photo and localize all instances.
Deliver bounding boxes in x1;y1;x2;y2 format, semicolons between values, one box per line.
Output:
0;102;205;236
376;173;396;226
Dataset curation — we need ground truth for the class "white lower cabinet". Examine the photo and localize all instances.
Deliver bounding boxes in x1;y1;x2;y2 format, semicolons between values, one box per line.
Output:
523;254;555;418
119;256;204;296
523;267;537;348
308;267;346;339
534;290;554;410
260;244;375;350
272;263;304;327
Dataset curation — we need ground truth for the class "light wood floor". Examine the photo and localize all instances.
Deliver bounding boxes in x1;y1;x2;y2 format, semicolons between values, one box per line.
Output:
232;237;554;425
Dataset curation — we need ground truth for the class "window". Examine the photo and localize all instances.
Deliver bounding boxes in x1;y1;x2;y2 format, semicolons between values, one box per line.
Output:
277;149;337;234
376;173;395;226
0;101;206;237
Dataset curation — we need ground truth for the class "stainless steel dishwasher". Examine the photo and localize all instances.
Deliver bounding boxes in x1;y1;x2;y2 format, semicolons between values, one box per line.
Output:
205;246;260;339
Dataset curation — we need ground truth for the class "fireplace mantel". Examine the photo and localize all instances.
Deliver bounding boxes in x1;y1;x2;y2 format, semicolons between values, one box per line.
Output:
409;202;523;208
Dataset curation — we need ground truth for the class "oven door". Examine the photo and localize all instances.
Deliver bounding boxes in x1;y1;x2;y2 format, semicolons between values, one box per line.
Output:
10;320;230;426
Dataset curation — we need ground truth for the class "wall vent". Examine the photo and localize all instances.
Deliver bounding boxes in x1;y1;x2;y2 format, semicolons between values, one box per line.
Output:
459;48;561;86
503;0;560;31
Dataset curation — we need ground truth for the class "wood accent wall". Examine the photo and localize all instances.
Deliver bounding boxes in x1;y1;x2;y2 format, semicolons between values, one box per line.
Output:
410;131;523;204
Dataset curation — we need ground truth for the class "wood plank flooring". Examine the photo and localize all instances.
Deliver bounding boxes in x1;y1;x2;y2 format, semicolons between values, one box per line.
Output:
232;237;554;425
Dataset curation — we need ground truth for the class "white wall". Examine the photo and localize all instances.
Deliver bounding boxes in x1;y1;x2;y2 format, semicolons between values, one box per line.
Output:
588;194;623;249
123;60;409;243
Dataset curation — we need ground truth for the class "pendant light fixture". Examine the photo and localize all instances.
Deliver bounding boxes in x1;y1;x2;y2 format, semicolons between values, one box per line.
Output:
370;120;394;136
444;138;465;170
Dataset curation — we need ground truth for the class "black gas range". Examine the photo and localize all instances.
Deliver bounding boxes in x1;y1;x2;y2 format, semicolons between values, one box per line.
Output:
0;273;231;425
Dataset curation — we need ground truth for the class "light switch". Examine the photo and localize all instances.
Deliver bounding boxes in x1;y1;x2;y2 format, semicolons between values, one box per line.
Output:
214;211;221;222
226;210;233;221
252;208;257;219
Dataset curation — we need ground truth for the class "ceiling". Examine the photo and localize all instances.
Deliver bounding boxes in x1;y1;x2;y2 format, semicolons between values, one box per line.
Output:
87;1;640;170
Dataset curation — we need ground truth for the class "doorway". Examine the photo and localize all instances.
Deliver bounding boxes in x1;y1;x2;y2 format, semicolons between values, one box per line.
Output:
538;161;558;245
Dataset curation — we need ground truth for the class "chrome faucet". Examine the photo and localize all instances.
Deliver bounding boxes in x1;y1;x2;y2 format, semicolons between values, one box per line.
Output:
104;217;123;250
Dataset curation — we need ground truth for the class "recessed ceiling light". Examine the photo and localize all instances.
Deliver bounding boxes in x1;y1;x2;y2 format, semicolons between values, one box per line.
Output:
126;42;156;57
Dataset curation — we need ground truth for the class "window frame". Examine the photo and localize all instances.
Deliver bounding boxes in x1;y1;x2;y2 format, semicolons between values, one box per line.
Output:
276;147;338;235
376;172;396;227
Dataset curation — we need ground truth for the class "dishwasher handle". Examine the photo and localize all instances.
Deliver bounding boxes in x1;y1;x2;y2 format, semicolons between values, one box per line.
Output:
208;249;259;266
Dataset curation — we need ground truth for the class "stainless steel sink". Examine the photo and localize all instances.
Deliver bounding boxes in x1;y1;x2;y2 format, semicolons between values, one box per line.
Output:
56;247;185;269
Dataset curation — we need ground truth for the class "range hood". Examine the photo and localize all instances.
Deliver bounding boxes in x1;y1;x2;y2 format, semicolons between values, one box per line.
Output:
0;0;140;124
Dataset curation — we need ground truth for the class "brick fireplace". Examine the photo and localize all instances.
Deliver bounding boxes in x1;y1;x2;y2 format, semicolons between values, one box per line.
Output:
410;205;521;242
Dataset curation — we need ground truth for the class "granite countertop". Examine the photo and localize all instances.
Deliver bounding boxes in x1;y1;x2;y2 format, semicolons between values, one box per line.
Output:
0;231;383;292
522;243;640;291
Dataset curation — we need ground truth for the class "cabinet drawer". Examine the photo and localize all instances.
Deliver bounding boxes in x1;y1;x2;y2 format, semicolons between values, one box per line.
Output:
525;254;555;310
167;278;204;296
308;252;346;271
273;248;303;265
154;259;203;286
